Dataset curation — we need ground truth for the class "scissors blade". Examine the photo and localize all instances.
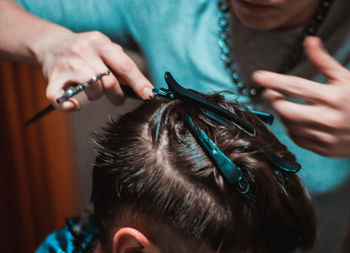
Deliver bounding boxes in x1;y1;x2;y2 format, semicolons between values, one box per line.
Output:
24;105;55;127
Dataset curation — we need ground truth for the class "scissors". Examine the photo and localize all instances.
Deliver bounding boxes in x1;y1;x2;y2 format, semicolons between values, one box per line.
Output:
24;71;111;126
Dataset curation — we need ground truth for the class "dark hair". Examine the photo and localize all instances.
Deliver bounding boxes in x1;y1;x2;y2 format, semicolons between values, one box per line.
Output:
91;93;317;253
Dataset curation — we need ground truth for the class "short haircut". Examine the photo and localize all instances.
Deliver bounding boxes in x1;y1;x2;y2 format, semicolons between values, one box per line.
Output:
91;92;317;253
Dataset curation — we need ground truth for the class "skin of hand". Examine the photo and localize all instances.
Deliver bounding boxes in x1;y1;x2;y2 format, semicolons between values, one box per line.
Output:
252;36;350;158
36;30;154;111
0;1;154;111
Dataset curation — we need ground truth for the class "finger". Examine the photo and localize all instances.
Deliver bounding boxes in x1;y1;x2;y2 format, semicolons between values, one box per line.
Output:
264;90;330;127
101;71;125;105
253;70;329;103
289;129;345;157
263;89;336;129
47;68;104;110
46;73;81;111
89;59;126;105
304;36;349;81
285;123;337;148
62;99;80;111
289;133;331;157
262;88;285;102
263;88;314;123
101;44;154;100
80;71;104;101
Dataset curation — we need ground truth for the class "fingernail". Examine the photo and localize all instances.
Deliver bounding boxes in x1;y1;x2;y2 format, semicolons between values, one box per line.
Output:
304;36;320;48
253;71;268;81
62;100;76;111
143;87;155;99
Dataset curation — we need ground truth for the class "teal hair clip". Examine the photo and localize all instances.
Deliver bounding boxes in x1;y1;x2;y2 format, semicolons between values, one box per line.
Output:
153;72;274;135
186;115;250;194
154;72;301;173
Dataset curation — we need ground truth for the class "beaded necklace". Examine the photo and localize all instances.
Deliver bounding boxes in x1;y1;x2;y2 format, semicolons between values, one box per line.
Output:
217;0;333;97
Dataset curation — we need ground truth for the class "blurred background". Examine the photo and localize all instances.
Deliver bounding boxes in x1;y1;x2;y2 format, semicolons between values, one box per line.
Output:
0;50;144;252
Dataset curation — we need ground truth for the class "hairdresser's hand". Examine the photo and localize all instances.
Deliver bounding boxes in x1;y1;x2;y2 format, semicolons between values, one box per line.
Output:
36;30;154;111
253;36;350;157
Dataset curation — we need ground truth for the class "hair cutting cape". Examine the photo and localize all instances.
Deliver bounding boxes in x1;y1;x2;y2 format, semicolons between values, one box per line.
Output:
36;212;97;253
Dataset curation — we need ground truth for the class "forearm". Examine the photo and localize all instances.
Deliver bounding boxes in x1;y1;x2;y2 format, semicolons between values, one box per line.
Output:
0;0;73;65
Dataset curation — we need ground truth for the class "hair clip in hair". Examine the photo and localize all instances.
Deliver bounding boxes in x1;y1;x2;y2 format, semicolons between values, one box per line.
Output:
266;152;301;173
186;115;250;194
154;72;255;136
152;87;175;99
203;110;300;173
251;110;274;125
155;72;300;174
154;72;274;132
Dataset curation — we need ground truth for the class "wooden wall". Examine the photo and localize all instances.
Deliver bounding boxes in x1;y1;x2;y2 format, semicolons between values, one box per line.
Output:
0;62;80;252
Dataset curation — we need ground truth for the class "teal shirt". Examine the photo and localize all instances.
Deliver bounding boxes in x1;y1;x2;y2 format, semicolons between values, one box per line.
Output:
36;215;98;253
36;225;75;253
13;0;350;194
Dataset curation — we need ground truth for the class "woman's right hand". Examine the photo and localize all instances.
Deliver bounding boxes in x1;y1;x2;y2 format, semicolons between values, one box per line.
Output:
34;29;154;111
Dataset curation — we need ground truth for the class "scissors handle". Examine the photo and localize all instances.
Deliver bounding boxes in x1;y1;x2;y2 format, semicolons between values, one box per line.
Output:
24;70;111;127
56;70;110;103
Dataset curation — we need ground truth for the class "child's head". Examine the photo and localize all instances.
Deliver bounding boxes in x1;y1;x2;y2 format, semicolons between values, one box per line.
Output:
91;93;317;253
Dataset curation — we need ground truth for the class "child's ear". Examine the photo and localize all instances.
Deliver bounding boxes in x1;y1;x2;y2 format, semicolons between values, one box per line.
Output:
112;227;159;253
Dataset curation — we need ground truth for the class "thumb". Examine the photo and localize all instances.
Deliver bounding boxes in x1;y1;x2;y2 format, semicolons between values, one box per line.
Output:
304;36;348;81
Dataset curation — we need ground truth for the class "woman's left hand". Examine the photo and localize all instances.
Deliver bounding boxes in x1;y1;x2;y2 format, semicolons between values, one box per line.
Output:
252;36;350;157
